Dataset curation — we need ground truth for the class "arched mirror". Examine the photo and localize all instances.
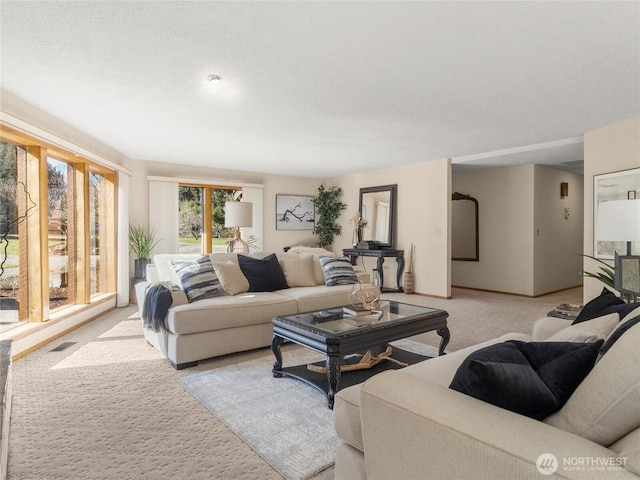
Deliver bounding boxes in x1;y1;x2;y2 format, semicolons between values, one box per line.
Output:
359;184;397;249
452;192;479;261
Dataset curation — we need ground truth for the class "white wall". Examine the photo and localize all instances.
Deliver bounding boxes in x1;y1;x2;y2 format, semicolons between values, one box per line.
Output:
533;165;584;295
583;116;640;302
452;164;535;295
452;164;584;296
125;158;324;254
329;158;451;298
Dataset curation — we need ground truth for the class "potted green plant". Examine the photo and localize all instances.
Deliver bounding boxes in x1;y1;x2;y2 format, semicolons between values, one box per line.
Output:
128;225;161;279
582;254;615;290
312;185;347;249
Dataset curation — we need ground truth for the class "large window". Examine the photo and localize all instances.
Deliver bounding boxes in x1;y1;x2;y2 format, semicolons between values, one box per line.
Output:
178;185;238;253
0;141;28;326
47;157;74;311
0;130;117;331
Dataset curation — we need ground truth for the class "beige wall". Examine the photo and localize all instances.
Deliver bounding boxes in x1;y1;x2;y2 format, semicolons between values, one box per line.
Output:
583;116;640;302
328;158;451;298
125;158;323;253
6;89;635;302
452;164;584;296
452;165;535;295
533;165;584;295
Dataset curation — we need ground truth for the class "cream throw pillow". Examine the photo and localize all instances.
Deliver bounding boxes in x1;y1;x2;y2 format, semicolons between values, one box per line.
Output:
544;312;619;343
544;321;640;446
213;261;249;296
278;254;316;287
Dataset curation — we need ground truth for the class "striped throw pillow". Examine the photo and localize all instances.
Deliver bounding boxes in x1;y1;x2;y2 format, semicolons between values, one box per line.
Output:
172;255;224;302
319;256;358;286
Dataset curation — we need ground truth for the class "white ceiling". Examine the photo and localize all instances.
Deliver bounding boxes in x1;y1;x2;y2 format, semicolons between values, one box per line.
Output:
1;1;638;178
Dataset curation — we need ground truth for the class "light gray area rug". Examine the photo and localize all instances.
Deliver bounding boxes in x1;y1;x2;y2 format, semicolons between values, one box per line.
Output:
179;340;439;480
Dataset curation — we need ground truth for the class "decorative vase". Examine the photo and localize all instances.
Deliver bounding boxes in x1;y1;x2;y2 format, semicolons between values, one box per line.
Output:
134;258;151;279
403;271;414;294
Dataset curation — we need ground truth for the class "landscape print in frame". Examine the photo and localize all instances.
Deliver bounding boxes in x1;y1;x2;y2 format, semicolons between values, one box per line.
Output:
276;195;315;230
593;167;640;259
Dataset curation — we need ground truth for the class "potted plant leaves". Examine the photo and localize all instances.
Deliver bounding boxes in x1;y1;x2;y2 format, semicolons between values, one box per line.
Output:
128;225;161;279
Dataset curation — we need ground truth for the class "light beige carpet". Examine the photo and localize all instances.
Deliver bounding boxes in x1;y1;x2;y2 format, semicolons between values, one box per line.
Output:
7;287;582;479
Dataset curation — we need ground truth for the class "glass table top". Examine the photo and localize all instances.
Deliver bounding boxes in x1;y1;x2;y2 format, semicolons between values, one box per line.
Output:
277;301;442;335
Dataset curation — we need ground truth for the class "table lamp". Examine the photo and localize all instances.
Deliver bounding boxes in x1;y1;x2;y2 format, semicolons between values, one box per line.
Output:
225;201;253;254
596;199;640;300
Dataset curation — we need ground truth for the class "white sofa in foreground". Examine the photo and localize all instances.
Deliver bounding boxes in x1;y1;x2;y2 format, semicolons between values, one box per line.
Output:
334;302;640;479
136;250;372;369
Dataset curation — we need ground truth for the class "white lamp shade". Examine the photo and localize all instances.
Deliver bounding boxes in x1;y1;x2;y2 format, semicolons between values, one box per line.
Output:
596;199;640;242
225;201;253;228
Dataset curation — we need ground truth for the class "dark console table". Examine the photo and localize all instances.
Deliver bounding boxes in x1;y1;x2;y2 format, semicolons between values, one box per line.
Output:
343;248;404;293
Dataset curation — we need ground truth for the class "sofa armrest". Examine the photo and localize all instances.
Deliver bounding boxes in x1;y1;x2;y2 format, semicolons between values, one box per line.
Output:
145;263;158;282
531;316;573;341
360;370;634;480
134;281;189;313
134;281;151;308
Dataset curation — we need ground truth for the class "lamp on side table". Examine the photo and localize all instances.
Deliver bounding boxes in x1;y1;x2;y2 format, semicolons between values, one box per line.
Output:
225;201;253;254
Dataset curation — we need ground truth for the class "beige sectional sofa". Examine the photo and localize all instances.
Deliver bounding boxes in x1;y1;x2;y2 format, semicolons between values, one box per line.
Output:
334;306;640;479
136;250;371;369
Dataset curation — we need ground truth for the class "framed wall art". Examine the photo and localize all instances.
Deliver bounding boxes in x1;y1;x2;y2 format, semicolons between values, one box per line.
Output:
593;167;640;259
276;195;315;230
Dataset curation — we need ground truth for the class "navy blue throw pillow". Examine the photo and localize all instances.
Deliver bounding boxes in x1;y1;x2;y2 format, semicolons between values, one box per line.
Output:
237;254;289;292
572;288;628;324
449;340;603;420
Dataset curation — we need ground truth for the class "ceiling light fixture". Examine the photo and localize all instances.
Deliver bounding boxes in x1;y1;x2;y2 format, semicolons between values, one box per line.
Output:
208;74;222;82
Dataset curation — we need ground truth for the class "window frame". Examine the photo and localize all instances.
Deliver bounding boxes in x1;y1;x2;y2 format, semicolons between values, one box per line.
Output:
0;126;118;324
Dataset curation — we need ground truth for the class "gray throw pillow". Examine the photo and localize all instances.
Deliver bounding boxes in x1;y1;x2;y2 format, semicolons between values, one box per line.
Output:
172;255;224;302
319;256;358;286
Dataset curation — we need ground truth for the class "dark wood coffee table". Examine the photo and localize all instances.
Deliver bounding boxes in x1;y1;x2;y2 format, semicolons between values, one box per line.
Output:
271;301;449;408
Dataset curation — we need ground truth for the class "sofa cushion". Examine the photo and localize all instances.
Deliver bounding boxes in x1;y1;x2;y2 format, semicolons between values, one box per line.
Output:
278;253;316;287
544;322;640;446
599;313;640;358
171;255;224;302
572;288;637;324
282;247;338;285
238;253;289;292
275;284;354;313
610;428;640;476
544;312;619;343
153;253;202;284
213;261;250;295
165;292;298;334
450;340;603;420
319;256;358;286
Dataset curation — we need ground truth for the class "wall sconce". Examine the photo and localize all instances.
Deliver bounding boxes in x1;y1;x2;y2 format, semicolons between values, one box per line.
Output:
560;182;569;198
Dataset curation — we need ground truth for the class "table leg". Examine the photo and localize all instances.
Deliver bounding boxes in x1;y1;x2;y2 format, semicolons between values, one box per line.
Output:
376;257;385;289
326;353;341;409
437;327;450;356
395;254;405;292
271;335;284;377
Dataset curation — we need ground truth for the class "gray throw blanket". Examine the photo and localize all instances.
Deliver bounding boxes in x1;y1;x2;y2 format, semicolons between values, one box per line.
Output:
142;282;174;332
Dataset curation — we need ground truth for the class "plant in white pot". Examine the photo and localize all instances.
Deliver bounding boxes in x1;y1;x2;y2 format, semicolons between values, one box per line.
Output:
128;225;161;279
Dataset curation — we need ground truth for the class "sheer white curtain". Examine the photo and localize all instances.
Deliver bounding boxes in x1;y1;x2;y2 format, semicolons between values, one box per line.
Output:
241;187;264;251
117;172;130;306
148;180;179;254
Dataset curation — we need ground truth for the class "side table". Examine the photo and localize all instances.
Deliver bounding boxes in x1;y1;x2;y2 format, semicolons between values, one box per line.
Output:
342;248;404;292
